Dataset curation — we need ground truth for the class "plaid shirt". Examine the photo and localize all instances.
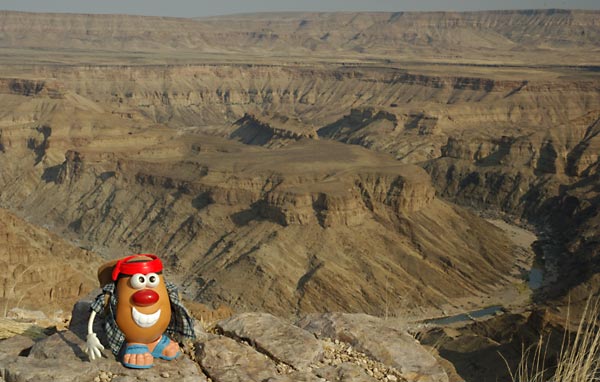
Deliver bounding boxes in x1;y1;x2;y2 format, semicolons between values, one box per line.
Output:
90;280;196;355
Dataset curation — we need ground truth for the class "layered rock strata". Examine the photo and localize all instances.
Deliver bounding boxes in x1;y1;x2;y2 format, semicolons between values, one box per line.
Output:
0;10;598;64
0;116;513;316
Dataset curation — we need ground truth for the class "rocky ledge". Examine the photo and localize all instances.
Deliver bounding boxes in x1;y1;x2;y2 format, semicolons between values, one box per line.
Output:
0;298;448;382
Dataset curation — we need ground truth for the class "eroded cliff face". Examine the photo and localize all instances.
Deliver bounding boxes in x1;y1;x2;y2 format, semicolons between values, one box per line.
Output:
0;51;598;313
0;208;100;315
8;133;506;317
310;78;600;301
0;9;599;317
0;83;516;316
8;64;598;131
418;112;600;297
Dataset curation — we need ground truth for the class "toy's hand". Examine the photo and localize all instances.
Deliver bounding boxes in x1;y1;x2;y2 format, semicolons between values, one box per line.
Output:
84;333;104;361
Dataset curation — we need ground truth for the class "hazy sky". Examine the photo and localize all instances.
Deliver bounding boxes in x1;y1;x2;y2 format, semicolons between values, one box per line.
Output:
0;0;597;18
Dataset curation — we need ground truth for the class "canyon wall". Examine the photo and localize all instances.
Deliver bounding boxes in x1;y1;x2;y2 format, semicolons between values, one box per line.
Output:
0;10;598;315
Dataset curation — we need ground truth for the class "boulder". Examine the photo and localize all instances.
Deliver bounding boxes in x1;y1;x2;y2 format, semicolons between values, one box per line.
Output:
0;297;449;382
217;312;323;370
197;336;279;381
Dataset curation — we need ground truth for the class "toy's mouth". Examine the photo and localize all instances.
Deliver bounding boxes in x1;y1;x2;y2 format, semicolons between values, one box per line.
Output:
132;307;161;328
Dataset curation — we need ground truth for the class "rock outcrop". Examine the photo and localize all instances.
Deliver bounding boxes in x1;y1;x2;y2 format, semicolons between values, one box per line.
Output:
231;113;318;148
0;300;449;382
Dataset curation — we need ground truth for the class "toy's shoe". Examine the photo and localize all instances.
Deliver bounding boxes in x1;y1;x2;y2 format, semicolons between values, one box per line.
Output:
122;344;153;369
151;335;181;361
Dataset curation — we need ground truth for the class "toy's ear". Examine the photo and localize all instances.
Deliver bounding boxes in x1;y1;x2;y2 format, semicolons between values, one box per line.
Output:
97;259;119;287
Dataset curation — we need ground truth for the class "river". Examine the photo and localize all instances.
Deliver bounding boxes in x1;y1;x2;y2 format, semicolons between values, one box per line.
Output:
424;218;544;326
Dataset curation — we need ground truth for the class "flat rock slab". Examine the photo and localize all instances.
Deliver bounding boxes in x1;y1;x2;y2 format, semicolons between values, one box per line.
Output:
217;312;323;370
298;313;448;382
0;330;205;382
197;336;281;382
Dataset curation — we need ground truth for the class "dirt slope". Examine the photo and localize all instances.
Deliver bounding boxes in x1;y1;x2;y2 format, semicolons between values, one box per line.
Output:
0;208;100;316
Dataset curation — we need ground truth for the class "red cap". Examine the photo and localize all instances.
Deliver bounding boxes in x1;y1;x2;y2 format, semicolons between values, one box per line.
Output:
111;254;163;281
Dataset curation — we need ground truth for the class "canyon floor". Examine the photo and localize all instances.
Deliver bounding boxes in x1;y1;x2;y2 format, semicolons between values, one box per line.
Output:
0;8;599;382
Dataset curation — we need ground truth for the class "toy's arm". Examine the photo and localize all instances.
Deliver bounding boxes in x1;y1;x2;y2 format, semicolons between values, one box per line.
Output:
83;310;104;360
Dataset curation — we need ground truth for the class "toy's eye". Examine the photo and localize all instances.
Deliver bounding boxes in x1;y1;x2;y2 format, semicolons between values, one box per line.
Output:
130;273;146;289
146;273;159;288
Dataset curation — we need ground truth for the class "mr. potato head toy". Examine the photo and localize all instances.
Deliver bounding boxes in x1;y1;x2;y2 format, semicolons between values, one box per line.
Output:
83;254;195;369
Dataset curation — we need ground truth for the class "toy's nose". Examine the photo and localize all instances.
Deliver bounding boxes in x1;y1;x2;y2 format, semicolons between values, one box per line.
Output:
132;289;159;307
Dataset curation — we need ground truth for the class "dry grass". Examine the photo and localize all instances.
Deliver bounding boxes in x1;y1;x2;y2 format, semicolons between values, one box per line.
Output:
553;296;600;382
504;295;600;382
